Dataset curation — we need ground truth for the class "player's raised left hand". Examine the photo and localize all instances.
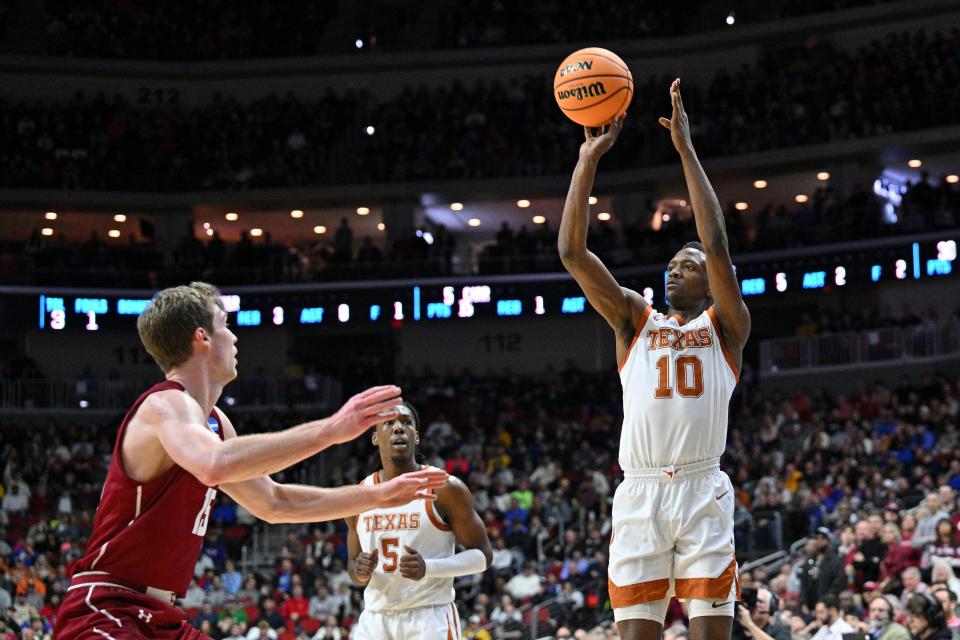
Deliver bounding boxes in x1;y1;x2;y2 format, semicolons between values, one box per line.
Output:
376;468;448;508
326;385;404;445
579;113;625;162
399;545;426;580
658;78;693;154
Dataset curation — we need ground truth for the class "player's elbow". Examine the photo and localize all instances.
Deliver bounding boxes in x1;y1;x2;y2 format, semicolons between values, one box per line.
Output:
701;232;728;255
195;462;224;488
558;243;585;266
198;452;229;487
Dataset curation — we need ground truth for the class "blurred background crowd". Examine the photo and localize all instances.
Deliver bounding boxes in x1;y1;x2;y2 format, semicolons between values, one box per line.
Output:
1;365;959;638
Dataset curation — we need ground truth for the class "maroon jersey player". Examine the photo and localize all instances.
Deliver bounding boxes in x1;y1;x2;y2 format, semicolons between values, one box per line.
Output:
54;282;446;640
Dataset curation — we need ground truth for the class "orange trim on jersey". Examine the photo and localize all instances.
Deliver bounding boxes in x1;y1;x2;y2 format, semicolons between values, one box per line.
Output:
617;305;654;373
424;487;452;531
451;604;460;639
669;313;687;327
674;558;738;600
446;611;453;640
373;471;380;484
706;307;740;382
608;577;671;608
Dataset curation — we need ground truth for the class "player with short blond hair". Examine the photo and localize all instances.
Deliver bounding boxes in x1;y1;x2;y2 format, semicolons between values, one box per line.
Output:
54;281;447;640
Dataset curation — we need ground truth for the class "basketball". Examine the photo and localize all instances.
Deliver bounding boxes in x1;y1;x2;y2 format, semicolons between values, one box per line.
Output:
554;47;634;127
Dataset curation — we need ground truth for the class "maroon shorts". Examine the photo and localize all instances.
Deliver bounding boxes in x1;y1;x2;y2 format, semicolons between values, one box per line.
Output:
53;584;212;640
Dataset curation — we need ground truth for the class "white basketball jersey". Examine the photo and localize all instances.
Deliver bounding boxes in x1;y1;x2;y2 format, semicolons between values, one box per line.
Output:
358;469;456;612
618;306;738;470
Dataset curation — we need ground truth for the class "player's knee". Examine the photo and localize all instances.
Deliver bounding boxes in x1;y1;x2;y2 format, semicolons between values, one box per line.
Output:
614;597;671;626
615;616;664;640
688;610;734;640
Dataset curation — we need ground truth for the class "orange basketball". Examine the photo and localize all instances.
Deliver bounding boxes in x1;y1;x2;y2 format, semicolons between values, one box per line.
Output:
554;47;633;127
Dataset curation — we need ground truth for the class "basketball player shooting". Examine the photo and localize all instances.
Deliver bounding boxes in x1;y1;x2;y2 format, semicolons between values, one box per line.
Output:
346;403;493;640
53;282;447;640
558;79;750;640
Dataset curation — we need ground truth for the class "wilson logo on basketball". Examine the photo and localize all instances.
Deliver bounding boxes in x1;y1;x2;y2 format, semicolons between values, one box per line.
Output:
556;82;607;102
559;60;593;77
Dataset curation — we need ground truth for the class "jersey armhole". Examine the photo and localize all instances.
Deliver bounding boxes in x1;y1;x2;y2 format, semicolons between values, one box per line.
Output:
421;465;452;532
706;306;740;382
617;305;654;374
425;488;452;532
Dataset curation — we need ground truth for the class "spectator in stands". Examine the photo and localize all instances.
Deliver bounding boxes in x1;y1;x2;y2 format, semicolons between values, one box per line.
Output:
931;587;960;635
505;562;542;601
281;583;309;624
311;614;346;639
333;219;353;264
799;528;847;611
881;523;920;590
0;487;26;517
861;595;910;640
924;520;960;570
905;592;952;640
183;578;206;609
224;622;246;640
246;619;277;640
222;559;243;594
903;567;931;609
734;587;790;640
217;597;248;637
931;562;960;599
205;575;229;607
849;520;886;587
192;601;218;630
490;594;523;634
920;494;953;543
256;597;285;632
804;594;854;640
308;584;340;620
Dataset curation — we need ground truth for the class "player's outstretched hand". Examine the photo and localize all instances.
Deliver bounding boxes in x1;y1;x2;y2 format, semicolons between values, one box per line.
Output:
327;385;403;444
377;468;448;509
354;548;379;584
579;113;625;162
658;78;693;154
400;545;426;581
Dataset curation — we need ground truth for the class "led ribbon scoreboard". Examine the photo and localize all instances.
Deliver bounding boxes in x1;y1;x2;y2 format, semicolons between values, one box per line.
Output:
13;235;958;332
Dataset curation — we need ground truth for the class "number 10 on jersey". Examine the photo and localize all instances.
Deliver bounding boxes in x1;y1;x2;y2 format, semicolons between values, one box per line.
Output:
654;355;704;398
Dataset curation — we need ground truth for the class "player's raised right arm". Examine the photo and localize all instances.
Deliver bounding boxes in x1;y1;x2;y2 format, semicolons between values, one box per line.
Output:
559;114;646;335
146;385;403;486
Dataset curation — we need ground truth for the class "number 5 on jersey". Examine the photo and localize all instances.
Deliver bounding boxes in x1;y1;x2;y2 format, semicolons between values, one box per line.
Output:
655;355;704;398
381;537;400;572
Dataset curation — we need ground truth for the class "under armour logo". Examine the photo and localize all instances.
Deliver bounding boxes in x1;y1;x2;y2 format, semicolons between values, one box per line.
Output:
138;609;153;623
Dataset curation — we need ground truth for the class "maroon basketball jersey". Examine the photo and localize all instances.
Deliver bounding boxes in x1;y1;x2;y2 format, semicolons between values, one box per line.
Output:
70;380;225;596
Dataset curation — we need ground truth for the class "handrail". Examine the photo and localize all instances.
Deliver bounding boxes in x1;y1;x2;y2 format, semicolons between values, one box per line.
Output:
741;550;789;574
761;321;960;374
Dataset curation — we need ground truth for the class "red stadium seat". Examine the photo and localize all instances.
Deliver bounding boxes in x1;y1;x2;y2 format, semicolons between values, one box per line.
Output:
300;617;321;634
